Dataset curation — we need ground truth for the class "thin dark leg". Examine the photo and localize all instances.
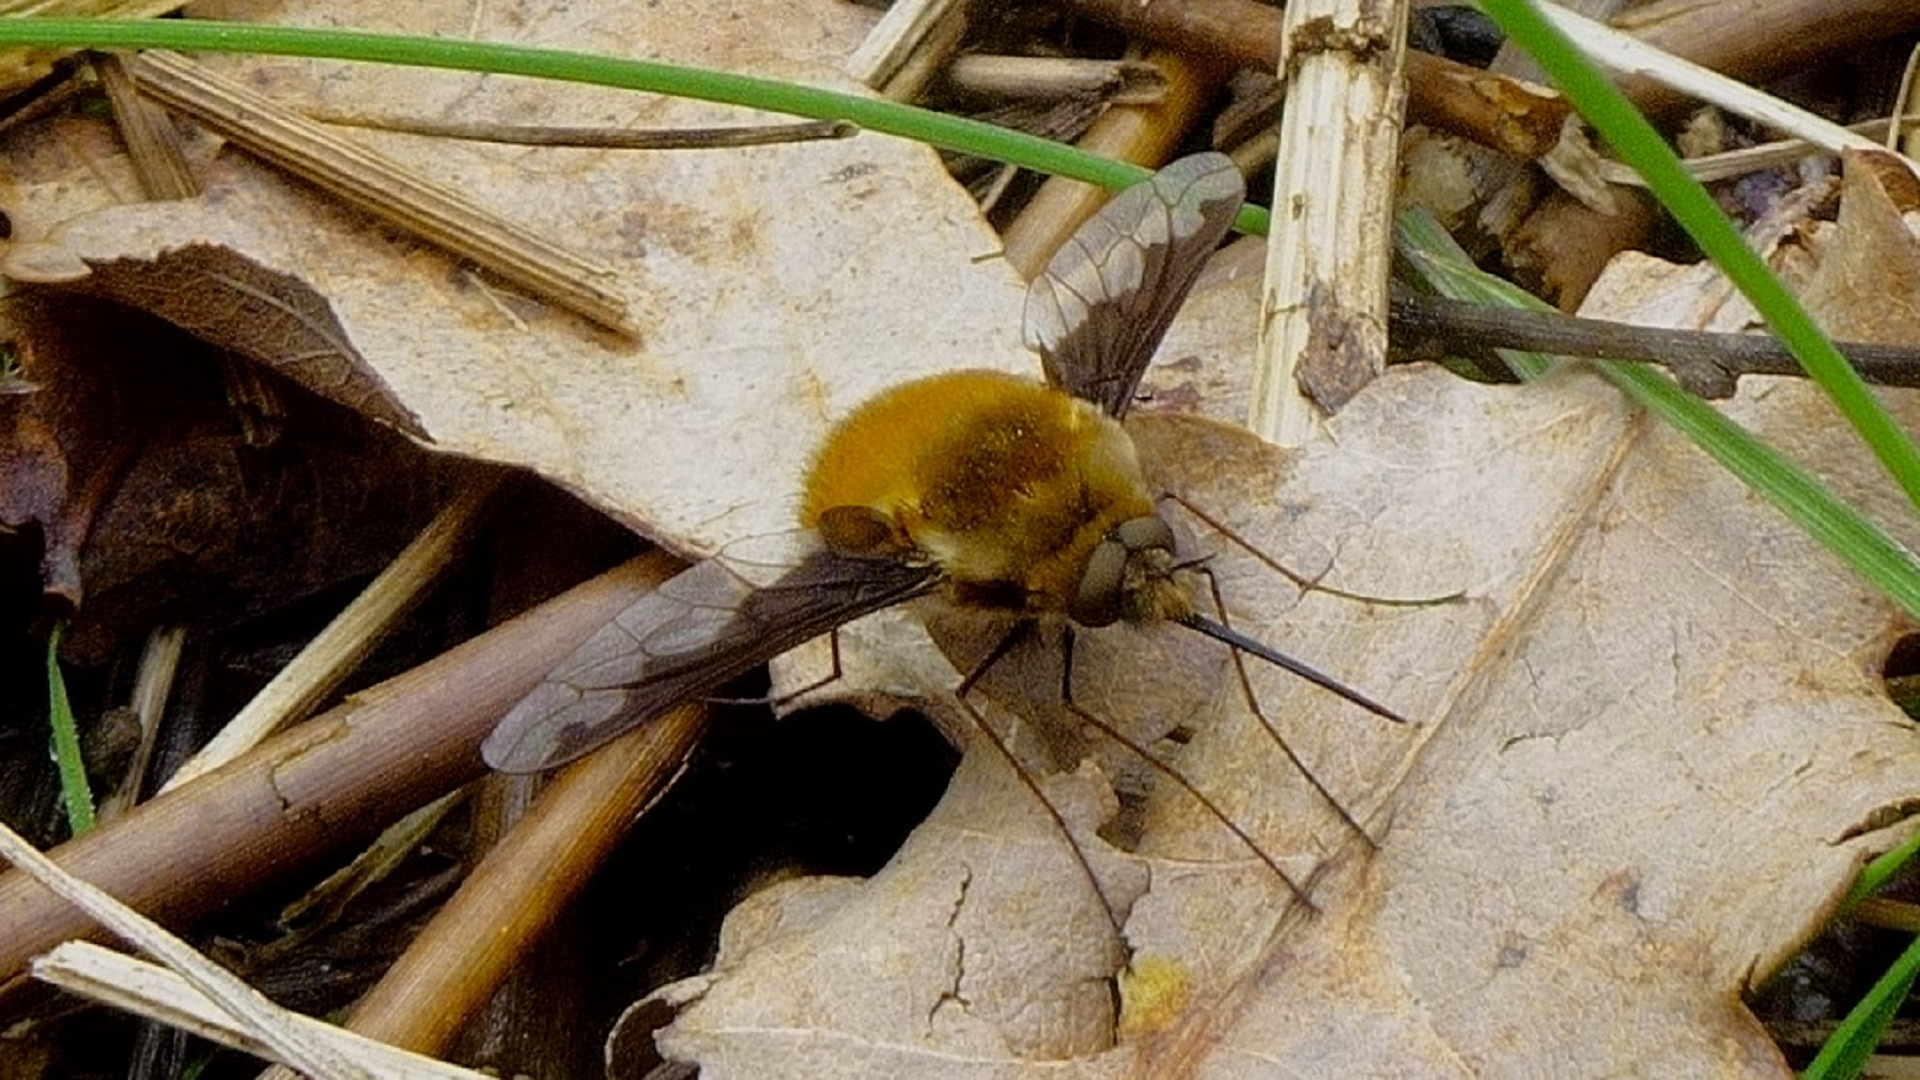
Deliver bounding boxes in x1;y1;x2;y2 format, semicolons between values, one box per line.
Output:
956;620;1130;935
1059;626;1324;909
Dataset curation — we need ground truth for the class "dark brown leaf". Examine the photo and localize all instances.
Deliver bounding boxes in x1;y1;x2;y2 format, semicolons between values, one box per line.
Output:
42;244;425;438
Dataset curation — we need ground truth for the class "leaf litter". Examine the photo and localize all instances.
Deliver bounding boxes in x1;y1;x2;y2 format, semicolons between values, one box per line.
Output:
0;0;1915;1076
651;182;1920;1077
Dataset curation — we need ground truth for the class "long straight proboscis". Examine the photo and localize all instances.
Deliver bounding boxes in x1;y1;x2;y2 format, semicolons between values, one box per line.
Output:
1177;613;1410;726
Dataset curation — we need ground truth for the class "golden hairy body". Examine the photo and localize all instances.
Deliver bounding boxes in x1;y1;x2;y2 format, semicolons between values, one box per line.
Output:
487;153;1399;795
802;368;1184;623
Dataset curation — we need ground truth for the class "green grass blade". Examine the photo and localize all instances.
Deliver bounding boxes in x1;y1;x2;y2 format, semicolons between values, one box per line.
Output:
1847;829;1920;907
1801;930;1920;1080
1397;209;1920;621
0;17;1269;234
45;623;95;836
1477;0;1920;512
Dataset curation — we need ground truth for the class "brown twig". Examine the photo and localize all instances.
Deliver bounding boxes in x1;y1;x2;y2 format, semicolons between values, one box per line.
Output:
1391;289;1920;398
125;50;634;334
1000;46;1224;278
0;553;679;1010
323;702;710;1059
1052;0;1571;160
304;111;856;150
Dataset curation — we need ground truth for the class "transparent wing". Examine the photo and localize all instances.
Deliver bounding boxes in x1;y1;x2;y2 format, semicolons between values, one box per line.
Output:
484;542;939;773
1023;152;1246;418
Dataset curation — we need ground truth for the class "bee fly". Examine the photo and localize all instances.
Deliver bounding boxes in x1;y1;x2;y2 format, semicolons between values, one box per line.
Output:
484;153;1409;906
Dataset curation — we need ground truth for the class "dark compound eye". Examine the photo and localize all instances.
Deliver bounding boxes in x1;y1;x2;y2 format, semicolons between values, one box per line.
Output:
1112;514;1175;556
1069;515;1178;627
1071;534;1129;627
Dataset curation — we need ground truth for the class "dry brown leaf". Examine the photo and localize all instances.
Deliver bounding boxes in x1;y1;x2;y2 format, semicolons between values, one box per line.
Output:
651;231;1920;1073
0;286;449;660
0;0;1026;560
0;296;86;605
4;2;1918;1076
1803;149;1920;345
1;284;447;640
7;242;424;436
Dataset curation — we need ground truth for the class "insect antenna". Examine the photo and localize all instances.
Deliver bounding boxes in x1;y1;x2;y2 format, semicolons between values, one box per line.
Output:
1177;611;1406;726
1164;491;1463;610
1148;490;1447;849
1179;566;1390;850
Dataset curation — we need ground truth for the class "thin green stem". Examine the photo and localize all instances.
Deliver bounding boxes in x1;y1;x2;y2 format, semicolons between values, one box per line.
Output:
46;623;95;836
1802;930;1920;1080
1477;0;1920;512
0;17;1270;234
1397;209;1920;621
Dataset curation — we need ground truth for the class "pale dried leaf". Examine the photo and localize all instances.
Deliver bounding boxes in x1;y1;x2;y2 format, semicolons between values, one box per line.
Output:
665;222;1920;1075
0;0;1027;557
657;752;1141;1074
6;2;1917;1075
1802;149;1920;344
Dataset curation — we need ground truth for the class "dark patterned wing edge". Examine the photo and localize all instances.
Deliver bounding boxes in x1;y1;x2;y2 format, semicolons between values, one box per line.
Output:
1022;153;1246;418
484;550;939;773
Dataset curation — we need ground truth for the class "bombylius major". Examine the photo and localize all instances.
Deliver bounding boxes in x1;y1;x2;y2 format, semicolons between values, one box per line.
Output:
484;153;1407;900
